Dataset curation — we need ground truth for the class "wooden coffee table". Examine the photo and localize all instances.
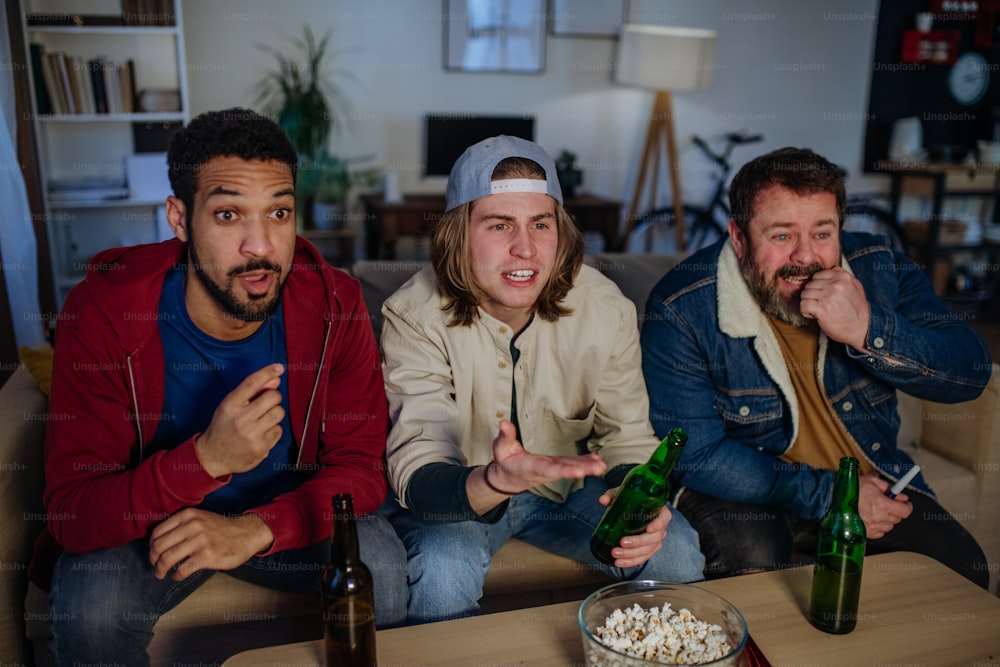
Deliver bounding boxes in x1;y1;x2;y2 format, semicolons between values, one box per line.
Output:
223;552;1000;666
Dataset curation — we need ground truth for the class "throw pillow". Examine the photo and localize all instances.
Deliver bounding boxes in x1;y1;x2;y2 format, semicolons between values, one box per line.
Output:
19;345;53;396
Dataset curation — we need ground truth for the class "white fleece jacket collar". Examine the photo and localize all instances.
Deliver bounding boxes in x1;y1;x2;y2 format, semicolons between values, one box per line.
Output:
715;240;852;450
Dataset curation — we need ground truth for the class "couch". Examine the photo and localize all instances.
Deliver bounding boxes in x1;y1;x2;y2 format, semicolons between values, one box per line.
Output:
2;252;997;667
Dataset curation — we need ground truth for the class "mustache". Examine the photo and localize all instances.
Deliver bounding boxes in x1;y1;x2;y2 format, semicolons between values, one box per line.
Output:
775;263;824;280
227;259;283;277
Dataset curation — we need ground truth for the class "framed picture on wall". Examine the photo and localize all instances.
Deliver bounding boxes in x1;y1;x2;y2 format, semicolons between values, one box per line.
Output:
550;0;626;38
445;0;546;73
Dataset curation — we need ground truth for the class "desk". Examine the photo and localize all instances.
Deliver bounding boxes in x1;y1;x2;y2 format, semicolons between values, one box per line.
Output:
223;552;1000;666
360;193;622;259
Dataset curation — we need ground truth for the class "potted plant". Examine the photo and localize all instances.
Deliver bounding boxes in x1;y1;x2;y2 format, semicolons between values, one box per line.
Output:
300;153;380;230
254;25;374;229
555;149;583;199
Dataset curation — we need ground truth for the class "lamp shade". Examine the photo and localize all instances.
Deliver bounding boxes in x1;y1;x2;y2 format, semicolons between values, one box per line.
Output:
615;24;716;91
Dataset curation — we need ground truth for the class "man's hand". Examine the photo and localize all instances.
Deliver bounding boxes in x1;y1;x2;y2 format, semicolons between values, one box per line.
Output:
467;420;607;514
149;508;274;580
857;474;912;539
195;363;285;479
596;492;672;568
799;267;871;351
489;419;607;491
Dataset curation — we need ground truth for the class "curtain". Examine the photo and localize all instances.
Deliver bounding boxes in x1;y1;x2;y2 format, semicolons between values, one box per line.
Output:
0;0;45;348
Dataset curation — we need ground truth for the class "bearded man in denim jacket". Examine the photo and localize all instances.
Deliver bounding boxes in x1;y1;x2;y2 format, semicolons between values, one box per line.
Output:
641;147;991;587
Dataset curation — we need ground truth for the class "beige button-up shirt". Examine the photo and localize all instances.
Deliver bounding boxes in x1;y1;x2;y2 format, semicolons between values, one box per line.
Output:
381;265;660;506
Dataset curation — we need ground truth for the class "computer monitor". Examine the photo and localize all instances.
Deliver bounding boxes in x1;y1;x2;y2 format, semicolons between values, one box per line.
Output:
423;114;535;177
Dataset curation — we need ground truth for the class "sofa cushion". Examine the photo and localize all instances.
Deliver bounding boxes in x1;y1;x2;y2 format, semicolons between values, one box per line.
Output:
895;391;922;449
352;260;430;340
0;367;48;666
898;442;977;531
592;253;686;323
18;345;53;396
484;539;610;598
27;577;321;667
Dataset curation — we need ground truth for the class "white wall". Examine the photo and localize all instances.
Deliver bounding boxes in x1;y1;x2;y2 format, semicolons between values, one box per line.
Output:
182;0;882;247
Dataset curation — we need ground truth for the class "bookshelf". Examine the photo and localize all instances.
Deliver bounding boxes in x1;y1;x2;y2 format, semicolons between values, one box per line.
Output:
20;0;189;309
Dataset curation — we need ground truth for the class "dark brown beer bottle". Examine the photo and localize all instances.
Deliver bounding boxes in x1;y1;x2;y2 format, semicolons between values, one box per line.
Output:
322;494;377;666
809;456;866;634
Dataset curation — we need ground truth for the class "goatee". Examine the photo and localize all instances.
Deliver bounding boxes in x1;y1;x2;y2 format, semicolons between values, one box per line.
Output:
188;243;285;322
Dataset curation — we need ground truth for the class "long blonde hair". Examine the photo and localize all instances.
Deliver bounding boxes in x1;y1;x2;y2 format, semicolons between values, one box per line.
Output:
431;157;584;327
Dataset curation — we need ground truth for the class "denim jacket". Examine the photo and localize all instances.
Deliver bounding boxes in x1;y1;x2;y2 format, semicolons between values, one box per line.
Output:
640;232;992;520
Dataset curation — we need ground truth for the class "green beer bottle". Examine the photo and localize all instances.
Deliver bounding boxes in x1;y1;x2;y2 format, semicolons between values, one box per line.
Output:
322;494;377;667
809;456;867;634
590;427;687;565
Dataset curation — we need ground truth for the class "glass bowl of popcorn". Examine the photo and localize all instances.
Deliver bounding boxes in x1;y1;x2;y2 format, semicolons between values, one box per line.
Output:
579;580;748;666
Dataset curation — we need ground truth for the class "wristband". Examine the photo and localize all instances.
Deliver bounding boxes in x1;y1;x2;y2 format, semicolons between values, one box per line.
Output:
483;461;519;496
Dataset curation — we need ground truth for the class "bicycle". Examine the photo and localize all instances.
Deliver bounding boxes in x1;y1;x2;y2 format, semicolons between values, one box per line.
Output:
614;131;763;254
840;178;908;256
616;134;909;257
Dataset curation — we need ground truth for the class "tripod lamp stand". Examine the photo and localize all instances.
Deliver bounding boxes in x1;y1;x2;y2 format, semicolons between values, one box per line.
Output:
615;24;716;251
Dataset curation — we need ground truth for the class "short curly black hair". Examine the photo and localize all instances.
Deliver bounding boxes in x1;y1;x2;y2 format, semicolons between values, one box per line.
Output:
167;107;298;219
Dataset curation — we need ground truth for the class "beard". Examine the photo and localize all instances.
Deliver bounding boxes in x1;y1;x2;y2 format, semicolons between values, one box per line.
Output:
188;242;286;322
737;249;823;328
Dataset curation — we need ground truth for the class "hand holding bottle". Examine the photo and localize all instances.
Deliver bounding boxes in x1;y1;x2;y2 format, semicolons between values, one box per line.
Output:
590;428;687;566
595;491;672;568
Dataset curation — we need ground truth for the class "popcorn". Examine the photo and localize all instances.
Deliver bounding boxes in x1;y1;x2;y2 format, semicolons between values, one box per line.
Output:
590;602;732;665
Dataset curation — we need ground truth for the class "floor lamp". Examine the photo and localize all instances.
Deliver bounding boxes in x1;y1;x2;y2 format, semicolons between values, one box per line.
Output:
615;25;716;252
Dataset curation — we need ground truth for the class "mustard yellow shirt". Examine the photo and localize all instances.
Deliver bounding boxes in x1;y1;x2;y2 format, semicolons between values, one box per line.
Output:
769;317;875;475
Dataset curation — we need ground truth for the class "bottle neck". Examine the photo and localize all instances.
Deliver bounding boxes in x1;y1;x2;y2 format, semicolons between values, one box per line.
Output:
331;495;361;564
830;458;861;513
647;428;687;476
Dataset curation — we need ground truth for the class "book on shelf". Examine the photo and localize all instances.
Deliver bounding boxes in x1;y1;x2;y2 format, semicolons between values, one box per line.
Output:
55;54;75;113
104;61;121;114
121;61;136;113
88;58;107;113
32;44;137;116
40;52;66;114
48;176;130;203
72;56;96;115
28;44;52;115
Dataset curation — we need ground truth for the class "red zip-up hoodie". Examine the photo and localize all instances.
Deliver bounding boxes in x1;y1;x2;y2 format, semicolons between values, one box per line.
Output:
29;237;388;589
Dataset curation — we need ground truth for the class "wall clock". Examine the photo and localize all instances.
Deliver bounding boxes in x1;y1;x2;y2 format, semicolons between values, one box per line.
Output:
948;51;989;105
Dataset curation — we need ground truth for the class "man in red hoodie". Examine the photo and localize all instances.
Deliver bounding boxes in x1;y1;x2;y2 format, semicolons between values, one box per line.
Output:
29;108;406;665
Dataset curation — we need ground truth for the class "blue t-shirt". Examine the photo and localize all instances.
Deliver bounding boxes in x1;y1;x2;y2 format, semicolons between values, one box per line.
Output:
151;267;299;514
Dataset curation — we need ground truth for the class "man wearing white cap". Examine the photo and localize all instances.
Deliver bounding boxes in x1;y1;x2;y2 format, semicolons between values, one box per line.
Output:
379;135;704;624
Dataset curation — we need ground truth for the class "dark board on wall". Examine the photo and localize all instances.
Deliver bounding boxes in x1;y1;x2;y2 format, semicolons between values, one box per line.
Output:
864;0;1000;172
424;114;535;176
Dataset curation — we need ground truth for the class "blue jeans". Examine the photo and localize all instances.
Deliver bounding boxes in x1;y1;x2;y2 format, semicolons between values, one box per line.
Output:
48;513;407;666
381;476;704;624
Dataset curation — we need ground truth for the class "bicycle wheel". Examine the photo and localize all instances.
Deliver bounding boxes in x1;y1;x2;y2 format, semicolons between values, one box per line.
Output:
621;205;725;254
843;203;907;255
